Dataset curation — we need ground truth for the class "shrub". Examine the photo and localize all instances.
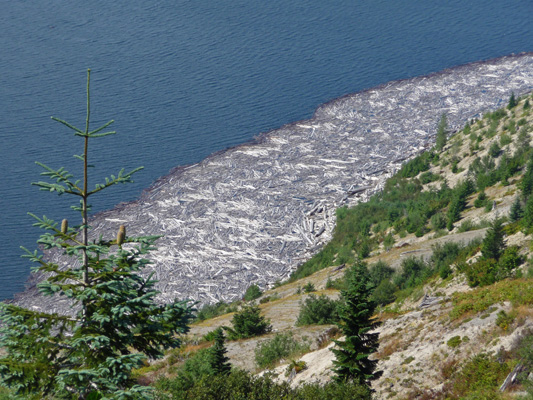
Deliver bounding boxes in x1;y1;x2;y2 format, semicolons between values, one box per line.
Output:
464;258;499;287
295;294;341;326
489;142;501;158
498;246;522;277
474;192;487;208
227;305;272;340
394;257;431;290
303;282;316;293
371;279;397;306
368;260;394;287
196;301;239;321
254;333;310;369
325;276;346;291
495;310;516;331
430;213;447;231
156;369;372;400
243;284;262;302
447;336;462;348
451;353;510;397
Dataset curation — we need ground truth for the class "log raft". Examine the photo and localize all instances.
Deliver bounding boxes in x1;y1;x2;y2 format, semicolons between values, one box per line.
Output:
14;53;533;312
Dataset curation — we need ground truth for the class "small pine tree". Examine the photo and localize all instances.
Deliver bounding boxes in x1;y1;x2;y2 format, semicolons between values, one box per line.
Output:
523;195;533;230
522;156;533;201
0;71;194;399
207;328;231;375
508;92;518;109
228;304;272;339
523;99;530;110
243;284;262;302
509;197;523;222
332;260;382;387
435;113;448;151
481;218;506;261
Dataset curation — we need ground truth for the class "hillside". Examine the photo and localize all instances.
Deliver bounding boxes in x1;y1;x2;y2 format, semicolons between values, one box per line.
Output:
145;93;533;399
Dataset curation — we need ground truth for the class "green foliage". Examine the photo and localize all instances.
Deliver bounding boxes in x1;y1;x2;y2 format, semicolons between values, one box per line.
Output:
488;142;501;158
371;279;396;306
243;284;262;302
474;192;487;208
303;282;316;293
295;295;340;326
495;310;516;330
195;301;239;322
523;195;533;230
368;260;394;288
254;333;310;369
508;92;518;109
207;328;231;375
447;335;462;348
449;278;533;320
227;305;272;340
332;261;381;386
451;353;510;397
463;258;499;287
398;153;431;178
0;71;193;399
394;257;431;290
481;218;506;261
156;369;371;400
436;113;448;151
325;276;346;290
509;197;524;222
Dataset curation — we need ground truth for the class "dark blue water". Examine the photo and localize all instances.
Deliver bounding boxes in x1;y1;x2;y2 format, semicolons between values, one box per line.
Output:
1;0;532;300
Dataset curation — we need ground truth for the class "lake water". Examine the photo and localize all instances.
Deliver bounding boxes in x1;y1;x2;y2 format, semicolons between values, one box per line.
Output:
1;0;532;301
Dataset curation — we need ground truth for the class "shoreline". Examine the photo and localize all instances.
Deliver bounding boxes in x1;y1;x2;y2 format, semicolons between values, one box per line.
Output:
14;52;533;310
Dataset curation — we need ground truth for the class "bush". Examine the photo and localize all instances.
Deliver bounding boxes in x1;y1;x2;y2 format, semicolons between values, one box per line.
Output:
227;305;272;340
243;284;262;302
447;335;462;348
371;279;396;306
368;260;394;287
489;142;501;158
451;353;510;397
295;294;341;326
303;282;316;293
196;301;239;321
495;310;516;331
156;369;371;400
254;333;310;369
464;258;499;287
325;276;346;291
394;257;431;290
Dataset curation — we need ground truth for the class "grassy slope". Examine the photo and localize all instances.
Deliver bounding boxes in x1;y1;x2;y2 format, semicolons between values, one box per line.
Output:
145;94;533;399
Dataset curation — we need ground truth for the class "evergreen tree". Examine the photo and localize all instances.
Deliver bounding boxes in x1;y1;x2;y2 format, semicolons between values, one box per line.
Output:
509;197;523;222
207;328;231;375
523;195;533;230
0;70;194;399
435;113;448;151
521;156;533;201
227;304;272;339
332;260;382;388
481;218;506;261
508;92;517;109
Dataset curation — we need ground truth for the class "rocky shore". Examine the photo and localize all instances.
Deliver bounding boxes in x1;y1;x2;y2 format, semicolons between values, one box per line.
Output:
14;53;533;311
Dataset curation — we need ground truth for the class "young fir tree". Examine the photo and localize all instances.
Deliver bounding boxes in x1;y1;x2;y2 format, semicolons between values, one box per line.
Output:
435;113;448;151
0;70;194;399
481;218;506;261
508;92;518;109
332;260;382;388
509;197;523;222
207;328;231;375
